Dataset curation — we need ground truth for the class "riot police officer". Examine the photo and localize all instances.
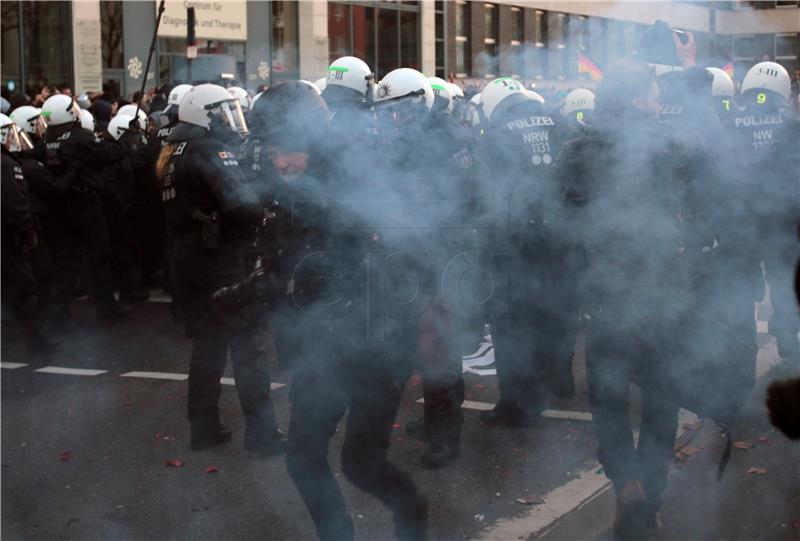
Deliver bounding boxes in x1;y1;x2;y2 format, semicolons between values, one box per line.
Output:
478;78;578;428
706;67;737;122
38;94;129;322
1;114;58;352
727;61;800;366
162;83;282;453
157;84;192;145
249;78;427;540
560;88;595;140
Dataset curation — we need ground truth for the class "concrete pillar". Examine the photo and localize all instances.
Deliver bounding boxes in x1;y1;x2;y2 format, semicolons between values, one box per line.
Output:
245;0;271;90
72;0;103;95
122;1;156;99
298;0;329;80
420;0;436;76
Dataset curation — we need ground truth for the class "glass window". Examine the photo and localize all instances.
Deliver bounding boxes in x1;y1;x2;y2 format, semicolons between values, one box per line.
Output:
329;3;351;63
734;35;754;60
534;10;545;45
100;1;123;70
400;10;419;71
272;1;299;81
1;2;21;96
775;33;796;58
775;1;798;7
484;4;497;41
456;38;469;76
22;1;73;93
377;9;399;79
511;7;523;43
352;5;375;71
456;1;469;37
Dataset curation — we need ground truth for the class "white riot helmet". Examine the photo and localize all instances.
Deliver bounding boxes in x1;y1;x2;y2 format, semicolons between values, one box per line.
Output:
41;94;81;126
228;86;250;110
116;104;148;130
326;56;374;97
298;80;322;95
250;91;263;112
77;94;92;109
705;68;734;99
428;77;453;112
314;77;327;92
80;109;95;132
374;68;435;110
468;92;482;127
480;77;528;121
164;84;192;115
0;113;14;146
178;83;248;136
741;61;791;104
562;88;595;118
107;114;134;141
10;106;45;135
526;89;546;104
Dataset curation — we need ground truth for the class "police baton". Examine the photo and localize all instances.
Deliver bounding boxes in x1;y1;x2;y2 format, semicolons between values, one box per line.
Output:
132;0;166;132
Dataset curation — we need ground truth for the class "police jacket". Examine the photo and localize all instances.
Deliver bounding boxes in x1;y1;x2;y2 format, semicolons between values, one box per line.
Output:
37;123;107;194
97;135;137;213
555;109;692;322
16;154;59;217
162;126;263;241
1;149;37;254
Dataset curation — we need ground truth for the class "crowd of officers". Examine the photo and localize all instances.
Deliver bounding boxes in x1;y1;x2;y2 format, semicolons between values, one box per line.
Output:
1;44;798;540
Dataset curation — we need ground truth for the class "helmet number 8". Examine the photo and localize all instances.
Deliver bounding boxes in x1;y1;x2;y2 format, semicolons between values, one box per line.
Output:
757;92;767;105
576;111;584;121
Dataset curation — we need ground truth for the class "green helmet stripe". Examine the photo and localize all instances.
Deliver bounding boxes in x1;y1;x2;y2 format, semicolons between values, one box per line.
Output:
430;84;446;91
328;66;350;73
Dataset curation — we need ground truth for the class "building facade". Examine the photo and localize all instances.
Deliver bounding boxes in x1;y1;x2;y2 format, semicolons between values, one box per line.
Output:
2;0;798;99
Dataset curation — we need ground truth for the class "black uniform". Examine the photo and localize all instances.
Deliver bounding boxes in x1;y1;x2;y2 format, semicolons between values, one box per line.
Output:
251;82;426;541
480;97;579;425
1;148;52;350
409;108;489;465
37;121;122;320
162;127;280;450
726;89;800;365
556;108;692;519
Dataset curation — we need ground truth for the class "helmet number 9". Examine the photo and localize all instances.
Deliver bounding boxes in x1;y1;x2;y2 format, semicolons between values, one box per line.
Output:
576;111;584;121
757;92;767;105
722;99;730;111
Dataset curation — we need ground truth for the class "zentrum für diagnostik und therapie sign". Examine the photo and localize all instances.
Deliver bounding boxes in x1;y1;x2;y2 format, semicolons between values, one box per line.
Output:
157;1;247;41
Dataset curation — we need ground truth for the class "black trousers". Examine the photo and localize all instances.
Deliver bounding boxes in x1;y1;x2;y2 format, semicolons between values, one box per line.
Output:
585;312;681;512
171;232;276;435
283;316;426;541
51;195;116;317
490;246;580;412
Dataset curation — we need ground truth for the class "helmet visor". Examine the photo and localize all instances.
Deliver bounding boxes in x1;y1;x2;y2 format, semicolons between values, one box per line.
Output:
15;127;33;152
210;100;248;138
3;124;22;152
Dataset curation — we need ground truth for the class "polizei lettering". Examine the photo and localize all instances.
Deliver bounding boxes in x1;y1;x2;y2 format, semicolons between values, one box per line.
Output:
733;114;784;128
505;116;554;131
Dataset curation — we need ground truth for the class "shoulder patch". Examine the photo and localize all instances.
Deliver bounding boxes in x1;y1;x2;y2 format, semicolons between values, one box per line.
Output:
453;148;474;170
174;142;187;155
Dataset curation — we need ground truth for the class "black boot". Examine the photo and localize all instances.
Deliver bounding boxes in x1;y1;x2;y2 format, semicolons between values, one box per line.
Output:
244;427;285;457
191;420;232;450
420;440;460;469
480;400;531;427
97;301;132;323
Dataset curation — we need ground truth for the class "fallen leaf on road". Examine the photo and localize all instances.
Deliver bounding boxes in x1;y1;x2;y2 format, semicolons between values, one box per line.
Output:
516;495;546;505
682;421;702;431
757;436;771;445
165;459;184;467
153;432;162;440
733;441;753;450
59;451;72;462
674;452;687;464
392;423;401;429
204;466;218;474
746;467;767;475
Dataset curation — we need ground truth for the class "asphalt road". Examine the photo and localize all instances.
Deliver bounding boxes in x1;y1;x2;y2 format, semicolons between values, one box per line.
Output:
1;294;798;541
